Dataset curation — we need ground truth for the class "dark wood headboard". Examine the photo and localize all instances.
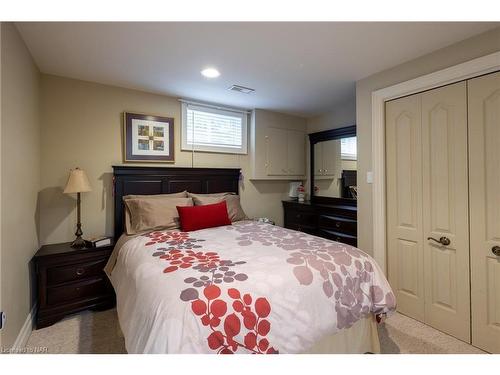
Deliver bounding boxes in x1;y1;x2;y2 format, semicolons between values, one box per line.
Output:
113;166;241;240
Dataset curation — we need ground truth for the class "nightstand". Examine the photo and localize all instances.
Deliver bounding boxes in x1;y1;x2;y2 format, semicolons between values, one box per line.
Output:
33;241;116;329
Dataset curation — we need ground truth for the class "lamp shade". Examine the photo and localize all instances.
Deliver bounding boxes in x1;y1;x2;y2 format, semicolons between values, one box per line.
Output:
63;168;92;194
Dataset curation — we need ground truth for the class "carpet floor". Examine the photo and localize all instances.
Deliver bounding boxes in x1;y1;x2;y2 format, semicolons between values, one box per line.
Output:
26;309;485;354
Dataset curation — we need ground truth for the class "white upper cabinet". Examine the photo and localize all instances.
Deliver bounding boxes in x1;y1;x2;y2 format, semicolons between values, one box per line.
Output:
265;127;288;175
286;130;306;176
250;109;307;180
315;139;341;179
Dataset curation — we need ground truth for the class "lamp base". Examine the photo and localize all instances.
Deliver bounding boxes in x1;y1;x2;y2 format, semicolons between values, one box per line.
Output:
70;236;87;249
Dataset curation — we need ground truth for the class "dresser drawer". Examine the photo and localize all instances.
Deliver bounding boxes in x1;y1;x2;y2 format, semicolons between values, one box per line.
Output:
285;210;316;226
318;229;357;247
286;222;317;235
46;277;109;306
318;215;357;236
47;257;108;286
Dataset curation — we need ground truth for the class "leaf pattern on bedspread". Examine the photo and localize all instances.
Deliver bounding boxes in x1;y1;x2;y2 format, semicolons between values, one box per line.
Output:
227;222;396;329
142;230;279;354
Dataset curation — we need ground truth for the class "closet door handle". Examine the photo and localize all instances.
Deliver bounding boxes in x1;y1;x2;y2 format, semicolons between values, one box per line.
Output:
492;246;500;257
427;236;451;246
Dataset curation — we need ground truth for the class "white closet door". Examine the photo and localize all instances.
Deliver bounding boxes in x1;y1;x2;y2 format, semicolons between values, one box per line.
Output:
386;94;425;322
468;71;500;353
266;127;288;176
421;81;470;342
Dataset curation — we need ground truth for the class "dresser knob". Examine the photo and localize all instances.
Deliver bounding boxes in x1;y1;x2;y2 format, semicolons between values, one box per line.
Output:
335;222;340;228
76;268;85;276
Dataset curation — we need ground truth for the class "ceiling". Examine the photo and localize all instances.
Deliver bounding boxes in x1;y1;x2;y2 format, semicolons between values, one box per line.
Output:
16;22;498;117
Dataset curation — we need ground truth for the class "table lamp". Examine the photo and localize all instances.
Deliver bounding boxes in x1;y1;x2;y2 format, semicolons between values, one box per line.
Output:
63;167;92;248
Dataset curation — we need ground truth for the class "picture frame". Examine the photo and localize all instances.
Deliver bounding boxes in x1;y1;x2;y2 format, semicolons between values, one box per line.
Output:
123;112;175;163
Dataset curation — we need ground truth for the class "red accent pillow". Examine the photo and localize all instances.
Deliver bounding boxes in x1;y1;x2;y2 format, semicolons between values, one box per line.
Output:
177;201;232;232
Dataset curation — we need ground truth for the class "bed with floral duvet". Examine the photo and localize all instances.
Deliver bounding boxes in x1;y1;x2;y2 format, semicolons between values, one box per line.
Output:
105;220;396;354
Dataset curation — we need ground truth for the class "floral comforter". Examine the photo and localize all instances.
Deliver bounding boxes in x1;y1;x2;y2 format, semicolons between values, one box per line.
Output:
108;221;395;354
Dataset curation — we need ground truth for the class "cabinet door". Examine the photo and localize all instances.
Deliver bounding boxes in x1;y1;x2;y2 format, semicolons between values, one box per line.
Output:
314;143;323;177
287;130;305;176
421;81;470;342
266;127;288;176
468;71;500;353
322;139;342;178
386;94;425;323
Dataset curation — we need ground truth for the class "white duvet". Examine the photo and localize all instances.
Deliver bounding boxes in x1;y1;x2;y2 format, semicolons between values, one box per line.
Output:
108;221;395;354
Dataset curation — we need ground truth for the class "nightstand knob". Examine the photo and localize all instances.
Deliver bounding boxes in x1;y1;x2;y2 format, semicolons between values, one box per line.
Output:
76;268;85;276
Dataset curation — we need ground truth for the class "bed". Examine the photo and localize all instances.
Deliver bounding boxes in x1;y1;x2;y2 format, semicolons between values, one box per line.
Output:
106;166;395;354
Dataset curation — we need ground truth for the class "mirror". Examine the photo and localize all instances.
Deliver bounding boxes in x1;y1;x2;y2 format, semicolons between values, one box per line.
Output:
310;126;357;200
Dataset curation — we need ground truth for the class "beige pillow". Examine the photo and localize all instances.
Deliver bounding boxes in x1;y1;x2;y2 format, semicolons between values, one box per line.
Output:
124;191;188;200
124;197;193;235
191;194;248;222
123;192;187;232
187;192;231;198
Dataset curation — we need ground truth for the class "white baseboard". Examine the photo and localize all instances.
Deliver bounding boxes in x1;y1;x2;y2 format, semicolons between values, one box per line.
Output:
10;304;37;352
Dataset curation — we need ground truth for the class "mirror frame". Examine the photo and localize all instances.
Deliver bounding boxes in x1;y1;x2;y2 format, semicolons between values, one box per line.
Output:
309;125;357;205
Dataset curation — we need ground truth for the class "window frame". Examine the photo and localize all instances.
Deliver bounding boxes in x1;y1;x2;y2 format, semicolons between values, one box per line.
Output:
181;102;248;155
340;136;357;161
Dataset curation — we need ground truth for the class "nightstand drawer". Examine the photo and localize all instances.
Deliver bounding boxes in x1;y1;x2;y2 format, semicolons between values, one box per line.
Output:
47;257;108;286
318;215;357;236
47;277;109;306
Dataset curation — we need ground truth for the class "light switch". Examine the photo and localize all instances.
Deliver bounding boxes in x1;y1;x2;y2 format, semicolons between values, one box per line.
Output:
367;171;373;184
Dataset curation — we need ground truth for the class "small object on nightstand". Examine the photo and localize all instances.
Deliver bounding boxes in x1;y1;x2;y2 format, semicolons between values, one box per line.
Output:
297;184;306;203
255;217;275;225
63;168;92;249
86;236;113;248
32;241;116;329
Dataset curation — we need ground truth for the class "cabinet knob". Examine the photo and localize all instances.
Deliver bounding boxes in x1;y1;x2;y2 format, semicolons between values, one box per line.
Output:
76;268;85;276
492;246;500;256
335;222;340;228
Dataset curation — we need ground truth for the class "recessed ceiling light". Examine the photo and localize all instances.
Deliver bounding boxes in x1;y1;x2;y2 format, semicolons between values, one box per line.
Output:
201;67;220;78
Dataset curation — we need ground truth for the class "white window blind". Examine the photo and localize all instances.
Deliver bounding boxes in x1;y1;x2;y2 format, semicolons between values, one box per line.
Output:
341;136;357;160
181;102;248;154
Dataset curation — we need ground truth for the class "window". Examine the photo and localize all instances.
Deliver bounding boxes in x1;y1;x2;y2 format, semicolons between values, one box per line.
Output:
341;136;357;160
181;101;248;154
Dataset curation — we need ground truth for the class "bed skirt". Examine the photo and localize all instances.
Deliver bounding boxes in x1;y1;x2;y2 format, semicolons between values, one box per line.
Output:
304;315;380;354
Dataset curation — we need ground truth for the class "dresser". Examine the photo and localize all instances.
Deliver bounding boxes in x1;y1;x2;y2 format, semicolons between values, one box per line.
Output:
282;200;357;247
33;242;115;329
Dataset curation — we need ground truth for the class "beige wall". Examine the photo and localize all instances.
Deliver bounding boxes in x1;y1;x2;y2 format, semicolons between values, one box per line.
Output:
306;98;356;134
0;23;41;348
39;75;304;245
356;26;500;256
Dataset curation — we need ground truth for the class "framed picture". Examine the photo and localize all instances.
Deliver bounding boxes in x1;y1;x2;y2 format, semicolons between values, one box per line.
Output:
123;112;175;162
